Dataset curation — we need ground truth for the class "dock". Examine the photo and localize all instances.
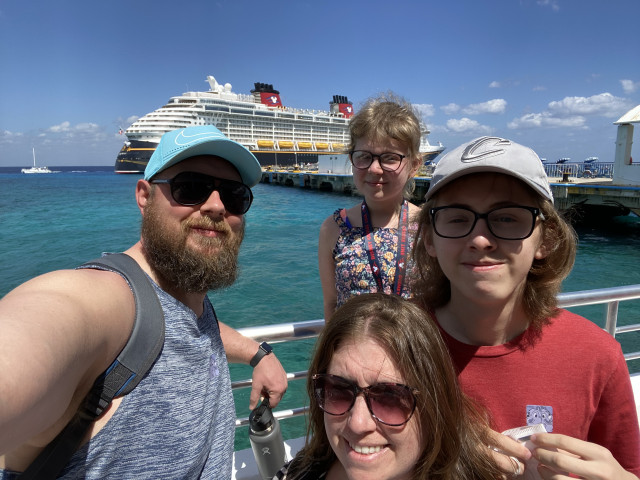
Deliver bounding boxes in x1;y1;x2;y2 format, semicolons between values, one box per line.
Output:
260;169;640;220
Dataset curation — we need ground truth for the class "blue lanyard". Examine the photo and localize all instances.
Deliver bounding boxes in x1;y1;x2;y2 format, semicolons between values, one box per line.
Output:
361;199;410;296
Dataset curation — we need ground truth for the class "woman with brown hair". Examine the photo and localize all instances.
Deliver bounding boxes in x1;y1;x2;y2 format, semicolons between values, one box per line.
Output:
277;293;503;480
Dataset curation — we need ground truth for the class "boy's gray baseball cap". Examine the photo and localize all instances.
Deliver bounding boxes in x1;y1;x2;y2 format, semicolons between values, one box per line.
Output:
426;136;553;202
144;125;262;186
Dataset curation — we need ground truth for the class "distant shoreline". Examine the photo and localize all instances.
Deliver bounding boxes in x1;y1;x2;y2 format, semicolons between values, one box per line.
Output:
0;166;120;173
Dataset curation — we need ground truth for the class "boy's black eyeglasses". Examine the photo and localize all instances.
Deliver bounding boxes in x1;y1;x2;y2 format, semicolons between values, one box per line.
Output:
429;205;544;240
312;373;418;426
349;150;406;172
151;171;253;215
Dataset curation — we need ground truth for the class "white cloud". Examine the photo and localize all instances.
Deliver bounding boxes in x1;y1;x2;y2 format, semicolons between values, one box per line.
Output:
537;0;559;11
0;130;24;144
41;121;107;144
621;79;640;94
489;81;501;88
533;85;546;92
441;99;506;116
441;103;460;115
509;92;633;130
75;122;101;133
413;103;435;117
118;115;139;128
547;92;629;118
48;121;72;133
462;99;507;115
46;121;100;135
507;112;587;129
446;118;493;134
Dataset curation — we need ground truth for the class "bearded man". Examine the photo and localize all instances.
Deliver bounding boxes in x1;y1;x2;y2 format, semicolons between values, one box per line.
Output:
0;126;288;478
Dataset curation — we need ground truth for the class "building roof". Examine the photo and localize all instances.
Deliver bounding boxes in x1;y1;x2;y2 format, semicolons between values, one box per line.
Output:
615;104;640;125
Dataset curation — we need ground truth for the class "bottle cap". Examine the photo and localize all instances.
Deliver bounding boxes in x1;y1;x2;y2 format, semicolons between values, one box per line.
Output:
249;398;275;433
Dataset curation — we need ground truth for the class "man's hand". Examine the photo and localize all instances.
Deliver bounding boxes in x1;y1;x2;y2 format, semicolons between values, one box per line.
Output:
249;353;287;409
531;433;639;480
486;429;532;478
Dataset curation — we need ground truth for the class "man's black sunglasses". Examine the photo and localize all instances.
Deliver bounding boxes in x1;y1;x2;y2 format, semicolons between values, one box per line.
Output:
151;171;253;215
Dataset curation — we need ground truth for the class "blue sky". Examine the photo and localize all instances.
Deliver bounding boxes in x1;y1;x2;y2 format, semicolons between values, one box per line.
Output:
1;0;638;167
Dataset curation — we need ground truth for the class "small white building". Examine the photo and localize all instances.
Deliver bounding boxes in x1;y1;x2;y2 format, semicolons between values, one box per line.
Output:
613;104;639;186
317;154;352;175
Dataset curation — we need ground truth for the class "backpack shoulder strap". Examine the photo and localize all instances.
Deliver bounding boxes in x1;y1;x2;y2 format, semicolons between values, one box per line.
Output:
19;253;165;479
78;253;166;397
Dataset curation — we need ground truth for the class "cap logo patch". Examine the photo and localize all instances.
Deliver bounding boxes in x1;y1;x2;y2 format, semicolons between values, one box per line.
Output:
461;137;511;163
175;129;223;146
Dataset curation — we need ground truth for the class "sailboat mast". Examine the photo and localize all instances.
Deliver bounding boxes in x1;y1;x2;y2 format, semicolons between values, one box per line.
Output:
33;148;36;167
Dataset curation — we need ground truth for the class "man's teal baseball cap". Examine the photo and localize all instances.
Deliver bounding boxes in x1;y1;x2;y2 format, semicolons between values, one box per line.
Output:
144;125;262;186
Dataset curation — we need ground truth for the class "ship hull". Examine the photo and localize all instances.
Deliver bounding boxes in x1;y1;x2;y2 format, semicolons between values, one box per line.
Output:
114;140;347;174
114;140;157;174
115;141;444;175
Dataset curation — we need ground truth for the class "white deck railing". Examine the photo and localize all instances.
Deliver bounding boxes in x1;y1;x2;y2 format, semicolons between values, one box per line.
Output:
232;285;640;427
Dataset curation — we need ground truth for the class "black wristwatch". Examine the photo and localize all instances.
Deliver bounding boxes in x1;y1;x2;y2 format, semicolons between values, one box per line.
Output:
250;341;273;367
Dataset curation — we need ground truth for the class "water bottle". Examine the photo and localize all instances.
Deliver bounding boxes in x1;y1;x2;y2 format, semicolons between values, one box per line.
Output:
249;398;287;480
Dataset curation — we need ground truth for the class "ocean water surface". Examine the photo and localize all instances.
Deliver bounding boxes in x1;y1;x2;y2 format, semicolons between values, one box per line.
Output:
2;166;639;449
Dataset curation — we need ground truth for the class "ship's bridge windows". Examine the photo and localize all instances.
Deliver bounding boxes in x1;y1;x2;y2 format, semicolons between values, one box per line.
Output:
254;111;275;117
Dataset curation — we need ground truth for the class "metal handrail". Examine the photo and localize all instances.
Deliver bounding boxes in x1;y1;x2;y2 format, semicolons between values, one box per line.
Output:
235;319;325;344
233;285;640;427
543;162;615;179
556;284;640;362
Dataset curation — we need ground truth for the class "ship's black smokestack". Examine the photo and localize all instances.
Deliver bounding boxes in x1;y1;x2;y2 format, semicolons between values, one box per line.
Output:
251;82;280;94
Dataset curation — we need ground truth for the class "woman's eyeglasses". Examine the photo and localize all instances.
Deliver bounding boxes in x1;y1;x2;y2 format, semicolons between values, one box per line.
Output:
429;205;544;240
151;171;253;215
349;150;406;172
312;373;418;426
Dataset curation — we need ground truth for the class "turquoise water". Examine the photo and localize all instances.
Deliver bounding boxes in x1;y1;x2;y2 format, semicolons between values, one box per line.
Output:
2;167;640;449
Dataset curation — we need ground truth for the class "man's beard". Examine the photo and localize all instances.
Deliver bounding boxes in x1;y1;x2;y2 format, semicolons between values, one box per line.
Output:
141;197;244;294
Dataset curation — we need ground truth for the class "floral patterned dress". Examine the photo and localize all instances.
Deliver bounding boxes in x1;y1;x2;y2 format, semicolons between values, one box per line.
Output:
332;207;418;308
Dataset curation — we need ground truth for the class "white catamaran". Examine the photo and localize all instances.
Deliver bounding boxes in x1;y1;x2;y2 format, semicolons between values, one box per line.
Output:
21;148;52;174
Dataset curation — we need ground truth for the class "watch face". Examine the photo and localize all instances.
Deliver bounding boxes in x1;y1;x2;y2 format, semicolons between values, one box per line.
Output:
261;342;272;354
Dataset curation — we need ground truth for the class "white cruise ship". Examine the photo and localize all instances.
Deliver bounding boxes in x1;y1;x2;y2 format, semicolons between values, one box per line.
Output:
114;75;445;173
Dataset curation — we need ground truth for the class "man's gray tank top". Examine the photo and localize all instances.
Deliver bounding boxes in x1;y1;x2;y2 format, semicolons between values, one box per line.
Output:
1;280;235;479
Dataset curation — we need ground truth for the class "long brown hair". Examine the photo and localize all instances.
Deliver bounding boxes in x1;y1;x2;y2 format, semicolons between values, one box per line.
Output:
289;293;502;479
412;193;577;330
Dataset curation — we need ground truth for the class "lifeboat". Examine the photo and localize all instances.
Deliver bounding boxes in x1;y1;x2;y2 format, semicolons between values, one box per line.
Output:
332;143;346;150
279;141;294;149
257;140;275;148
315;143;329;150
298;142;312;149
